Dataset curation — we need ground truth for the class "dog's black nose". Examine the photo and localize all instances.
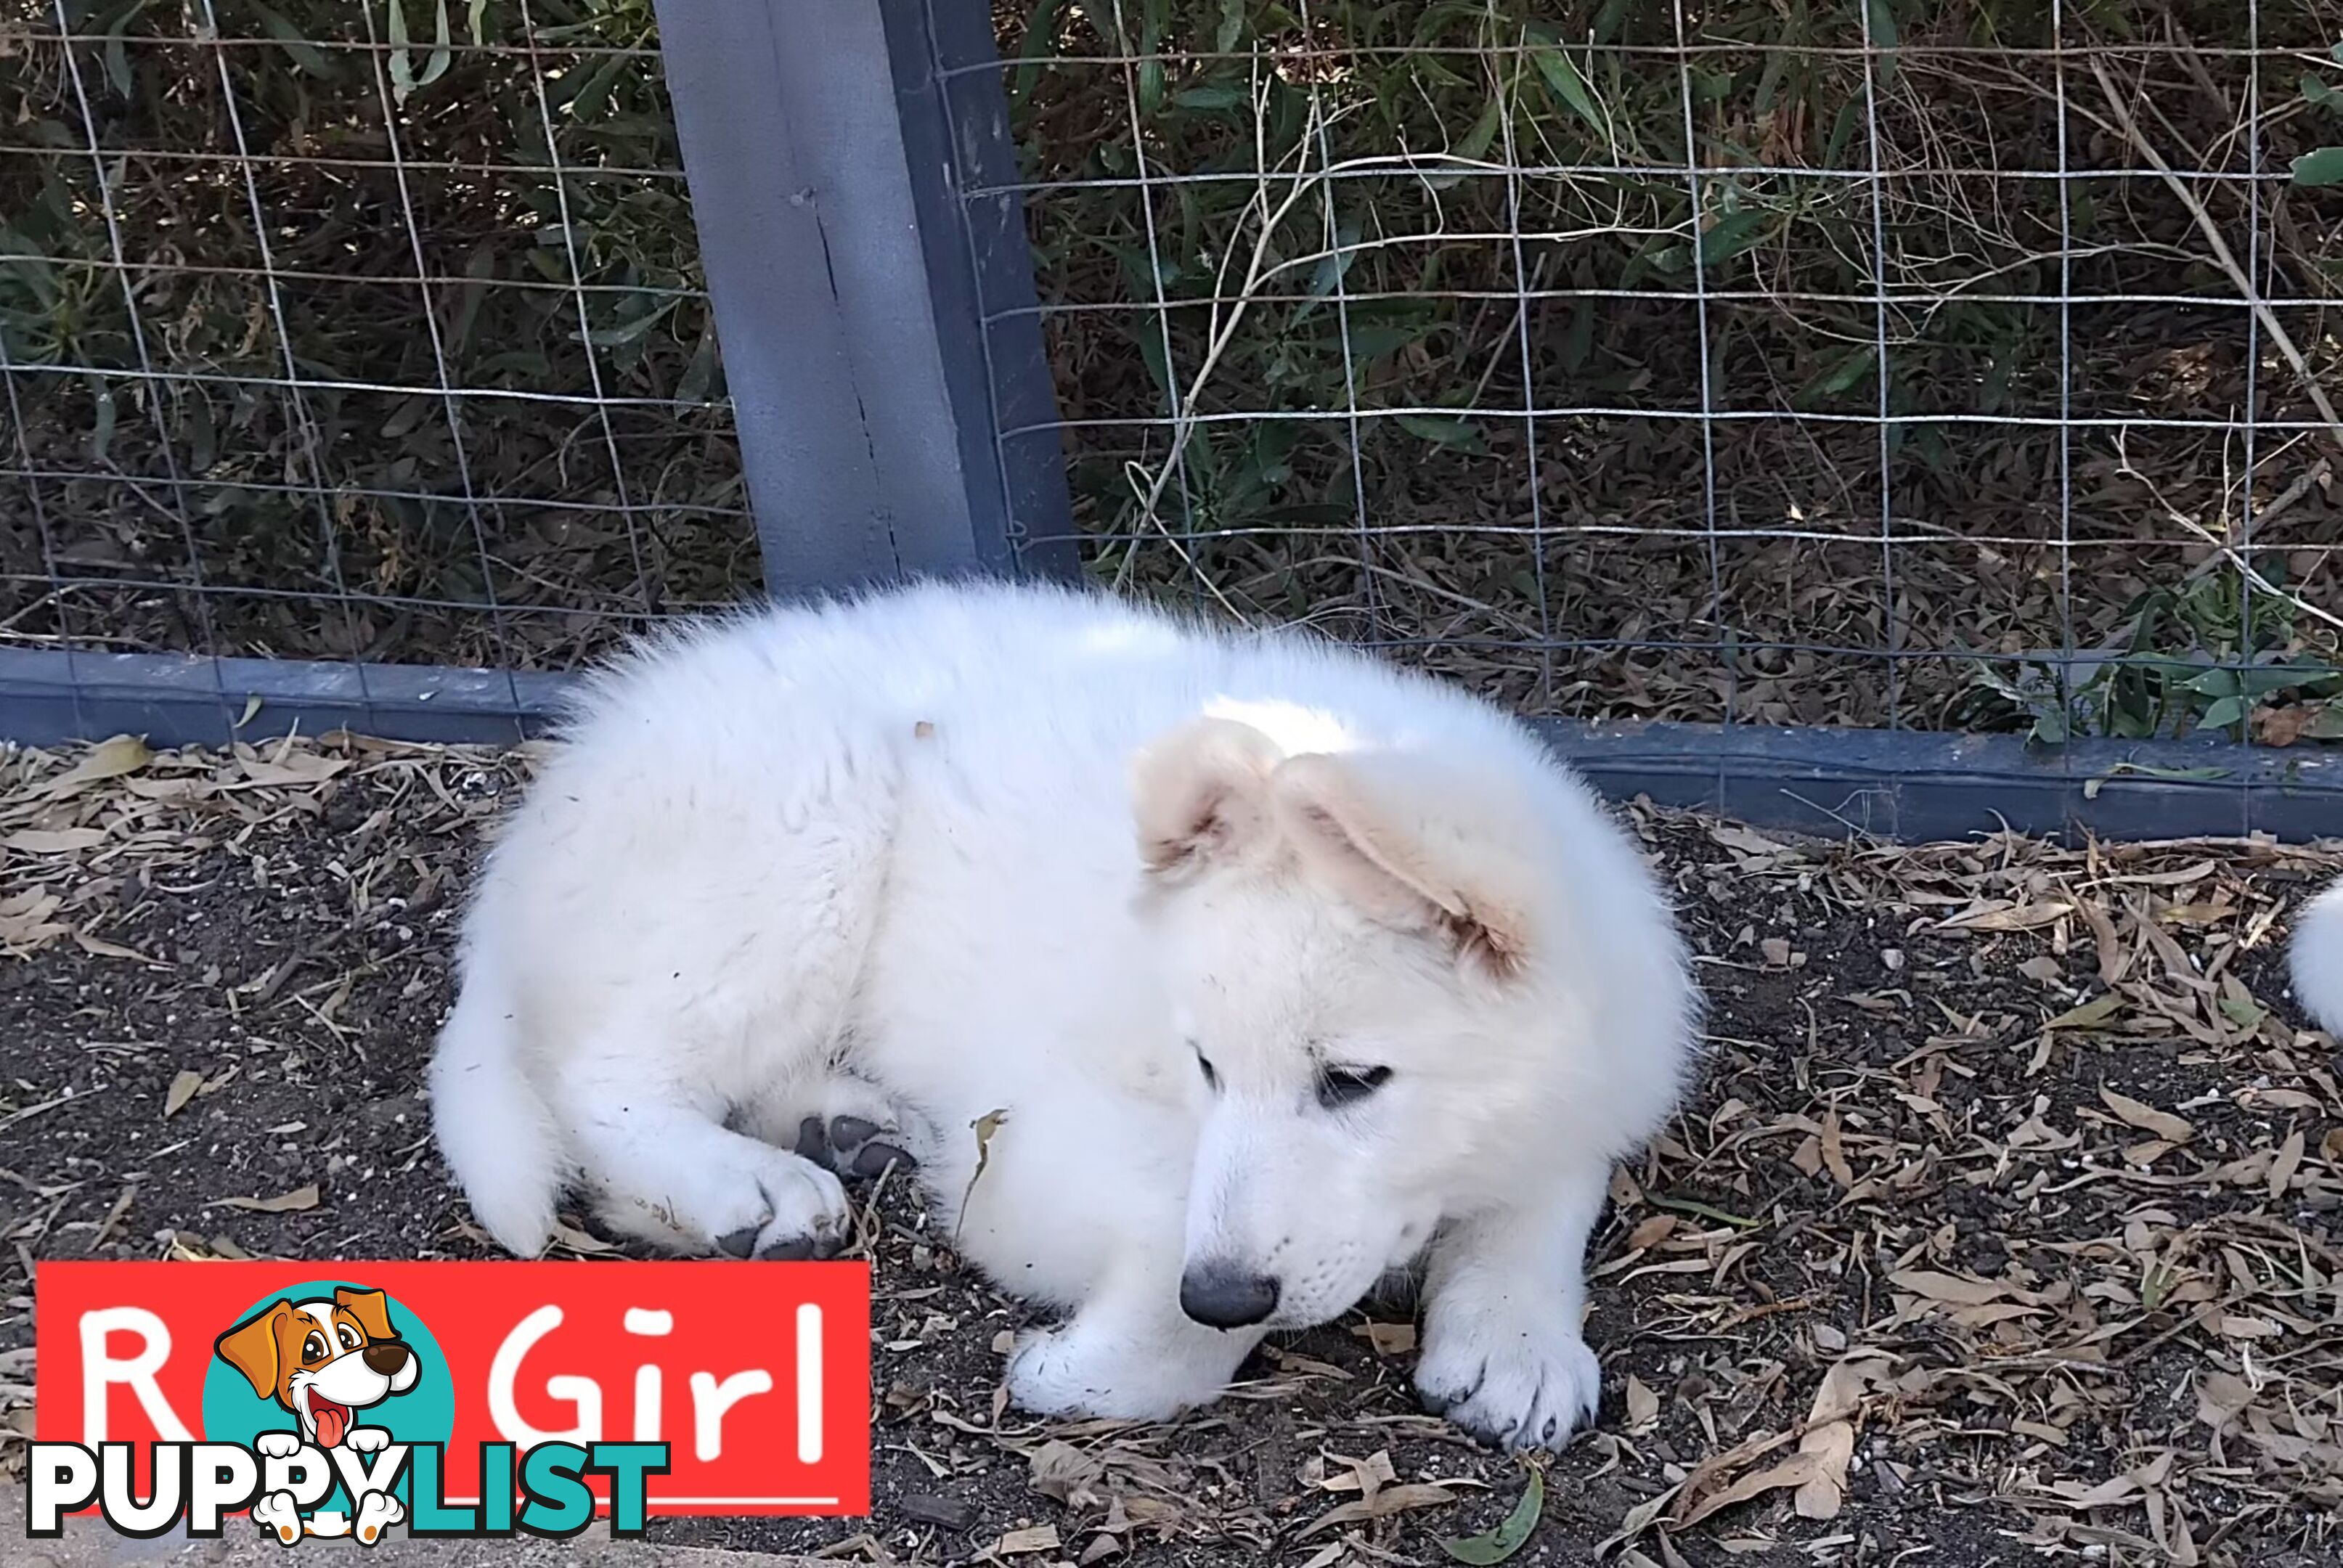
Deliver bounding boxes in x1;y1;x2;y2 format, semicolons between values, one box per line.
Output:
362;1342;412;1376
1178;1263;1280;1328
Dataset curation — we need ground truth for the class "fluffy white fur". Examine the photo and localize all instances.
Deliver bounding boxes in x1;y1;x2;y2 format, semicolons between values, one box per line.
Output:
428;580;1698;1449
2292;879;2343;1035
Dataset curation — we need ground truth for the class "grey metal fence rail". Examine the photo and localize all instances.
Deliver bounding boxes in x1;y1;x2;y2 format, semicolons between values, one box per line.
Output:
4;1;2342;842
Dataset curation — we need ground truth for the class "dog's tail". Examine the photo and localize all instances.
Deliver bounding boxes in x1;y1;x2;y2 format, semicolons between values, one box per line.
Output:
427;954;562;1257
2291;878;2343;1035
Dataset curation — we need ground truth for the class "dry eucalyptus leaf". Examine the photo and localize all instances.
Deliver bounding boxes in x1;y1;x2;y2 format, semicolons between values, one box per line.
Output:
1350;1320;1417;1355
549;1221;616;1255
1626;1213;1677;1251
1942;899;2072;931
41;735;153;796
2099;1087;2193;1143
1791;1354;1893;1520
1625;1374;1661;1434
2268;1129;2306;1199
4;828;110;854
1029;1440;1105;1508
163;1069;203;1119
216;1183;320;1214
995;1524;1061;1556
1297;1482;1457;1540
1674;1453;1822;1530
2044;992;2124;1032
2196;1371;2254;1429
1888;1270;2009;1306
74;932;167;965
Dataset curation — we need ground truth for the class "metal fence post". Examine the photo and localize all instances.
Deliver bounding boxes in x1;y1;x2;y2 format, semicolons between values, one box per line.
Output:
649;0;1077;591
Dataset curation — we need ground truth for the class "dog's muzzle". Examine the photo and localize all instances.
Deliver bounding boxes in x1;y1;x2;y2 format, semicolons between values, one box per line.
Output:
1178;1262;1281;1329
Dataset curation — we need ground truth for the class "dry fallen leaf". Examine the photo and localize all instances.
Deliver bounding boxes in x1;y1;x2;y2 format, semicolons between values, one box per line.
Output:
1941;899;2073;932
1625;1374;1661;1434
2196;1370;2254;1430
1350;1320;1417;1355
39;735;153;796
214;1184;321;1214
164;1069;203;1119
1791;1354;1893;1520
1888;1270;2012;1306
1819;1111;1854;1189
234;754;349;788
4;828;110;854
1297;1483;1458;1540
2099;1087;2193;1143
996;1524;1061;1556
548;1220;616;1255
1324;1450;1399;1498
74;931;168;965
1626;1213;1677;1251
2268;1128;2306;1199
1028;1440;1105;1508
1674;1453;1824;1530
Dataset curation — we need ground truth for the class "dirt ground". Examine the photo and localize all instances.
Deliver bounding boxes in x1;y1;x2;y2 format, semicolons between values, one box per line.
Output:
2;733;2339;1568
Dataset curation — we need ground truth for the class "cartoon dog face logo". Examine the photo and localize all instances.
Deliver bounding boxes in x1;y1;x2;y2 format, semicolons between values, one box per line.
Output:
214;1288;419;1450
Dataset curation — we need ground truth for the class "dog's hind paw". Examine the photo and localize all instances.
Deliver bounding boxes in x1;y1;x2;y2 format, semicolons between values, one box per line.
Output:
252;1490;303;1546
1416;1320;1602;1453
354;1490;404;1545
794;1109;918;1183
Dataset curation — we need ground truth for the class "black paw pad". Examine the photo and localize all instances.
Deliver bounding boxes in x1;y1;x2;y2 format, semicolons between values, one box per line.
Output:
821;1115;916;1181
794;1115;831;1166
849;1140;913;1179
829;1115;881;1148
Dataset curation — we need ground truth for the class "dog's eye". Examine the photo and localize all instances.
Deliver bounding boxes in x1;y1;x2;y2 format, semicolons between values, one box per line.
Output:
1194;1050;1219;1092
337;1324;362;1352
1316;1064;1393;1110
301;1332;327;1363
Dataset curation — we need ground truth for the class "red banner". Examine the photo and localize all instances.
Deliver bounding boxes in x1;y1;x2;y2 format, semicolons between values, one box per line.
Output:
35;1260;871;1522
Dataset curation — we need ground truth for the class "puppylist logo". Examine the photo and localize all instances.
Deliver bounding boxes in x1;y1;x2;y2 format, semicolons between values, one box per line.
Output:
29;1261;870;1543
206;1281;467;1543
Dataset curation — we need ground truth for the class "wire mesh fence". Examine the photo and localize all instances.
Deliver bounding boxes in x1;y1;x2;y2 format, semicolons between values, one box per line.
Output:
990;0;2343;756
0;0;754;689
5;1;2343;808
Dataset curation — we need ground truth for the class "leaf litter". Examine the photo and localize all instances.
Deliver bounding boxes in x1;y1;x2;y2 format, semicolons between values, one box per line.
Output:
3;734;2342;1566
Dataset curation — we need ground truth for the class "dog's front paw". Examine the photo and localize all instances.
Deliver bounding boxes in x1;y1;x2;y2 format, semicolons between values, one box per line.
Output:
344;1426;391;1455
1005;1326;1212;1423
255;1432;304;1461
1416;1314;1602;1452
354;1491;404;1545
606;1146;851;1262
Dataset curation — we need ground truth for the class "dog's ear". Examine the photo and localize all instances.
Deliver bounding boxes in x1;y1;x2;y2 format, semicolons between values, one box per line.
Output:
1268;751;1538;981
1130;717;1284;878
215;1302;293;1402
334;1288;397;1342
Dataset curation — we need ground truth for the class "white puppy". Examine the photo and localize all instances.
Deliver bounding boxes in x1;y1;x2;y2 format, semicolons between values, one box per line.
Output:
429;581;1698;1448
2293;878;2343;1034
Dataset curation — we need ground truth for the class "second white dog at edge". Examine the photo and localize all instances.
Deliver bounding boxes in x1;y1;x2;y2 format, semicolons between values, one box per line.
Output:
427;579;1700;1451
